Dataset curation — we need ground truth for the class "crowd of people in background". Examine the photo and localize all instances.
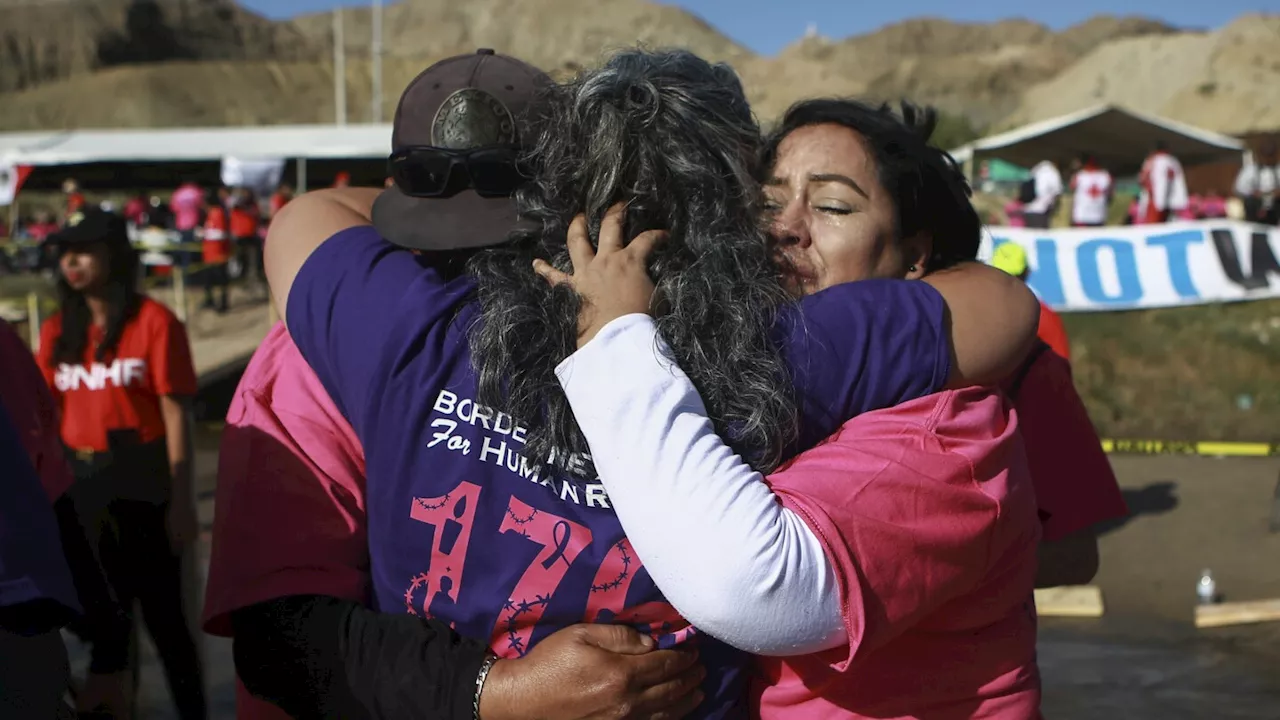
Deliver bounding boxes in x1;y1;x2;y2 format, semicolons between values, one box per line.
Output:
0;40;1275;720
0;45;1135;720
4;177;300;312
999;139;1280;229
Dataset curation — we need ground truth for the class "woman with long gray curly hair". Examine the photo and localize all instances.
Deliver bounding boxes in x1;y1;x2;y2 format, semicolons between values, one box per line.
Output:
258;45;1039;720
468;49;797;475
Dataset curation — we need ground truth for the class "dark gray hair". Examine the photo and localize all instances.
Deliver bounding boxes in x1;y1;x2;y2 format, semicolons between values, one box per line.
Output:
467;48;797;476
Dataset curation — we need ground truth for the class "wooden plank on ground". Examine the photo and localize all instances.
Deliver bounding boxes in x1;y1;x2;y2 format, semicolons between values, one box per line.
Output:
1195;598;1280;628
1034;585;1104;618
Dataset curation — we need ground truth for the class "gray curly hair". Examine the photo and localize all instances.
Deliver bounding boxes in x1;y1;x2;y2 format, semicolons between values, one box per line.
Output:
466;48;797;476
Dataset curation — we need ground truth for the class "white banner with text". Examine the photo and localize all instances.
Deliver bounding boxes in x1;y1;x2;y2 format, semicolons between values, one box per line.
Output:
977;221;1280;312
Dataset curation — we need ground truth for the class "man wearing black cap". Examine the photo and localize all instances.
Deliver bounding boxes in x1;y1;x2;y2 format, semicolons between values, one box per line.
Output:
212;51;702;720
371;48;534;250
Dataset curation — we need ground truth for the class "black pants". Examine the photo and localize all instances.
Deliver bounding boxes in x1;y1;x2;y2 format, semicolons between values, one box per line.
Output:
202;263;229;312
66;442;206;720
235;236;264;289
1024;211;1052;229
0;628;73;719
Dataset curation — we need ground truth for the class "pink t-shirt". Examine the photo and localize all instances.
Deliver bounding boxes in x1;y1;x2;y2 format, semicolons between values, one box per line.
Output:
169;183;204;232
755;387;1042;720
201;322;368;720
1200;195;1227;219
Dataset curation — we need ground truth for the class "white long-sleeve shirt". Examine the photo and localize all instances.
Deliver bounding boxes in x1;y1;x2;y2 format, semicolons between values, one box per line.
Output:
555;314;846;656
1140;151;1189;214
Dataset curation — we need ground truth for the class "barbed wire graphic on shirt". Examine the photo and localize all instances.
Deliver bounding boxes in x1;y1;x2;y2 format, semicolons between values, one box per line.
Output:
499;593;553;656
414;493;451;512
404;573;432;616
505;503;539;537
590;540;633;594
405;492;455;616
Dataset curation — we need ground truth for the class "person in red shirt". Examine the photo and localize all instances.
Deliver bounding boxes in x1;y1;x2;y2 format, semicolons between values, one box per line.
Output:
201;190;231;313
228;187;263;291
268;183;293;220
991;241;1071;361
38;209;207;720
1001;340;1128;586
988;242;1126;584
122;192;148;227
62;178;85;221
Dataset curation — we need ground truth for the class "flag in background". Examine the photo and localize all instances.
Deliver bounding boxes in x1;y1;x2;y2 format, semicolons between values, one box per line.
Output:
0;162;33;206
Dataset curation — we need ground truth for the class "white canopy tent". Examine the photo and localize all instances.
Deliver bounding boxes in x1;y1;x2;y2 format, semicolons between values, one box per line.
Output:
949;105;1244;177
0;123;393;166
0;124;395;198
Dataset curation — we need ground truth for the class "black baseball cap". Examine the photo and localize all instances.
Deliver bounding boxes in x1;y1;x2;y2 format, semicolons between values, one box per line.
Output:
373;49;551;251
47;208;130;251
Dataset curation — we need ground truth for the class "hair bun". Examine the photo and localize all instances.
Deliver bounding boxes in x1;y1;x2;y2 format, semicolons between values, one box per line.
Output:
617;78;661;126
898;101;938;144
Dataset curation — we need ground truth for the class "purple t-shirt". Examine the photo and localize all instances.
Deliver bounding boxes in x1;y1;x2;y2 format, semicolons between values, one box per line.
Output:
288;227;949;719
0;403;80;621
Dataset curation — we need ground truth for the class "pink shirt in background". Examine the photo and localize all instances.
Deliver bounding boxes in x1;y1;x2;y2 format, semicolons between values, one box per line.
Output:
1004;200;1026;227
1177;195;1201;221
202;322;368;720
1200;195;1227;219
756;387;1042;720
169;183;204;232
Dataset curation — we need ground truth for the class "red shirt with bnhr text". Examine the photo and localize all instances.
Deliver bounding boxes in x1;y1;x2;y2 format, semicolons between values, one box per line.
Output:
37;297;197;452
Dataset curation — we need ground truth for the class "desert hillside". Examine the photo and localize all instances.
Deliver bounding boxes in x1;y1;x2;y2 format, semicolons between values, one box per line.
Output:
0;1;1275;136
0;0;318;94
1002;14;1280;136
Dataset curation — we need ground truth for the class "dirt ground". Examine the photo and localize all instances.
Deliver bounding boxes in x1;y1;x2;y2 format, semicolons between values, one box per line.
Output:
1096;455;1280;622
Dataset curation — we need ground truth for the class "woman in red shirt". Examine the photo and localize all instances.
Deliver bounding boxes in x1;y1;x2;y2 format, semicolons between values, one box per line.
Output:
229;187;263;292
202;190;231;313
37;209;207;720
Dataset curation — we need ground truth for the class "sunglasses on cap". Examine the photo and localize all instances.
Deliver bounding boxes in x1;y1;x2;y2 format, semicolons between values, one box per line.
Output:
389;146;529;199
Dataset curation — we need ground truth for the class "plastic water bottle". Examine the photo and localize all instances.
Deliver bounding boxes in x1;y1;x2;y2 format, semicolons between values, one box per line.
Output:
1197;569;1217;605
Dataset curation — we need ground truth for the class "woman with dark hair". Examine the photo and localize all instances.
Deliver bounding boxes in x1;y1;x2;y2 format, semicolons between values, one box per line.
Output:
261;49;1038;719
538;98;1047;718
36;209;207;720
762;100;1123;590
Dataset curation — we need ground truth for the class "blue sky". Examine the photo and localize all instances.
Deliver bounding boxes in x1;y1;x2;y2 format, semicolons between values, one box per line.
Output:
241;0;1267;55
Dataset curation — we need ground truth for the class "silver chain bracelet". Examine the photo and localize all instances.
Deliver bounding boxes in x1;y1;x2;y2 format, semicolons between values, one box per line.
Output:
472;652;500;720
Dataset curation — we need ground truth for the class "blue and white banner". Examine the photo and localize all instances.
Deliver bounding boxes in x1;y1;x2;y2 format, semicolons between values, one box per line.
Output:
977;221;1280;312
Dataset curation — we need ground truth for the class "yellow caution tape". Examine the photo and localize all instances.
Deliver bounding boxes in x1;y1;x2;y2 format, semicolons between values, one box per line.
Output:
1101;439;1279;457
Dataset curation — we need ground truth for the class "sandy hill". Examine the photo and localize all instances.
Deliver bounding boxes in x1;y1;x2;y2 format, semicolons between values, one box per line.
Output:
0;1;1275;138
288;0;752;68
765;16;1179;127
1002;14;1280;136
0;0;318;94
